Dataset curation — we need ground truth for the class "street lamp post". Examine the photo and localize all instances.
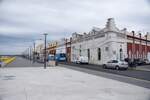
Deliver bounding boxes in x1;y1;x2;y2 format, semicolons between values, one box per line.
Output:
33;42;36;63
28;47;30;59
43;33;48;69
29;46;32;61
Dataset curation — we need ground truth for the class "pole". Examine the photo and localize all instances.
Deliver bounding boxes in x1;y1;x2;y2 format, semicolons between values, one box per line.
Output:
28;47;30;59
30;46;32;61
33;42;35;63
145;33;148;59
132;31;135;61
139;33;141;59
44;33;48;69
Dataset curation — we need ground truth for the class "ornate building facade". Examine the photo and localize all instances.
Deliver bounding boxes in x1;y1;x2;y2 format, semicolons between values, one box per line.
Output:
71;18;150;64
34;18;150;65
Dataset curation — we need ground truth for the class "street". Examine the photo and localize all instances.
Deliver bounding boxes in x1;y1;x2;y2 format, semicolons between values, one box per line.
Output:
0;57;150;100
61;62;150;82
6;56;43;67
60;64;150;89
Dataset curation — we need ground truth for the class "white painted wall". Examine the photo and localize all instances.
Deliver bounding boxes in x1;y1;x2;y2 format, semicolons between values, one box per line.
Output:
71;32;127;65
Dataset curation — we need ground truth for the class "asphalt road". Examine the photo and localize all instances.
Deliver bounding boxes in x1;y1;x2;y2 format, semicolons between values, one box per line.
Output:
60;62;150;87
6;56;43;67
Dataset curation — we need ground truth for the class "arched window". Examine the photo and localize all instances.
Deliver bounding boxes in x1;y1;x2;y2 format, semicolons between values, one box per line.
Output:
120;48;123;61
79;49;81;56
79;45;82;56
98;48;101;60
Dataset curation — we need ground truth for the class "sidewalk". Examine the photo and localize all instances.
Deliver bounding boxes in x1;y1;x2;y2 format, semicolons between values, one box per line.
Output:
136;65;150;72
0;66;150;100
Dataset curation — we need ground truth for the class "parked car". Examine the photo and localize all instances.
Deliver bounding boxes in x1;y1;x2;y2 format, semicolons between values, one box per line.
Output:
133;59;145;66
102;60;128;70
75;56;89;64
48;54;55;61
124;58;136;67
143;59;150;65
55;53;66;62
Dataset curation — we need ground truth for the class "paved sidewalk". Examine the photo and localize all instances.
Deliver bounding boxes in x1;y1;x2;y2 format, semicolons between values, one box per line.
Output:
0;66;150;100
136;65;150;72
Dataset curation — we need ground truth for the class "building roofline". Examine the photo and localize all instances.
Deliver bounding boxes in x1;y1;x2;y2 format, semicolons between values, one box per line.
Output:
127;35;150;42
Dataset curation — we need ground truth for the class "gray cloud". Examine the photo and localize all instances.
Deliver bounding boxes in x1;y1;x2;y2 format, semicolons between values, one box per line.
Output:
0;0;150;54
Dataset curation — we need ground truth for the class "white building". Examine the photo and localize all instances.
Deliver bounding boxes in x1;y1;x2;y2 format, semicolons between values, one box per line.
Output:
71;18;128;65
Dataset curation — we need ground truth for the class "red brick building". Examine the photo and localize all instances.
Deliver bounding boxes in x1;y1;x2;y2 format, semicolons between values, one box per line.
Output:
127;31;150;60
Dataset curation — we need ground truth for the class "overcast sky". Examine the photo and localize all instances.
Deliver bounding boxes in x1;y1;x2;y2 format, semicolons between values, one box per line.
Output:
0;0;150;55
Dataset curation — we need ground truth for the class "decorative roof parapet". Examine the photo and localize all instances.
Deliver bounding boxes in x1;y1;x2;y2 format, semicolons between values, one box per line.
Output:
106;18;116;29
71;18;128;42
101;18;120;33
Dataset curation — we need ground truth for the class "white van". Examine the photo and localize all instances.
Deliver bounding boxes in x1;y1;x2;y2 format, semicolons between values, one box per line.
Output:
75;56;89;64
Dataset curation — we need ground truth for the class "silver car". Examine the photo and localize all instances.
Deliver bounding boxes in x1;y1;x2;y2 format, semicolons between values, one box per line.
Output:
103;60;128;70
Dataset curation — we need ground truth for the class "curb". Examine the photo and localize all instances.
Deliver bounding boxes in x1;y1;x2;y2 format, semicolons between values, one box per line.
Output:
135;68;150;72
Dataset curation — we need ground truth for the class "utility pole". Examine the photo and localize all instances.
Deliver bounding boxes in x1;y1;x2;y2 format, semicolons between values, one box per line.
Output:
139;33;141;59
43;33;48;69
145;33;148;59
30;46;32;61
33;42;35;63
132;31;135;62
28;47;30;59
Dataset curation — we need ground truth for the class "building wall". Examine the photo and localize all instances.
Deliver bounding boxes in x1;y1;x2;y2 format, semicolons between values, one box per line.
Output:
126;34;150;60
66;47;71;62
71;31;127;65
54;38;72;62
56;45;66;54
127;42;150;60
70;18;150;65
